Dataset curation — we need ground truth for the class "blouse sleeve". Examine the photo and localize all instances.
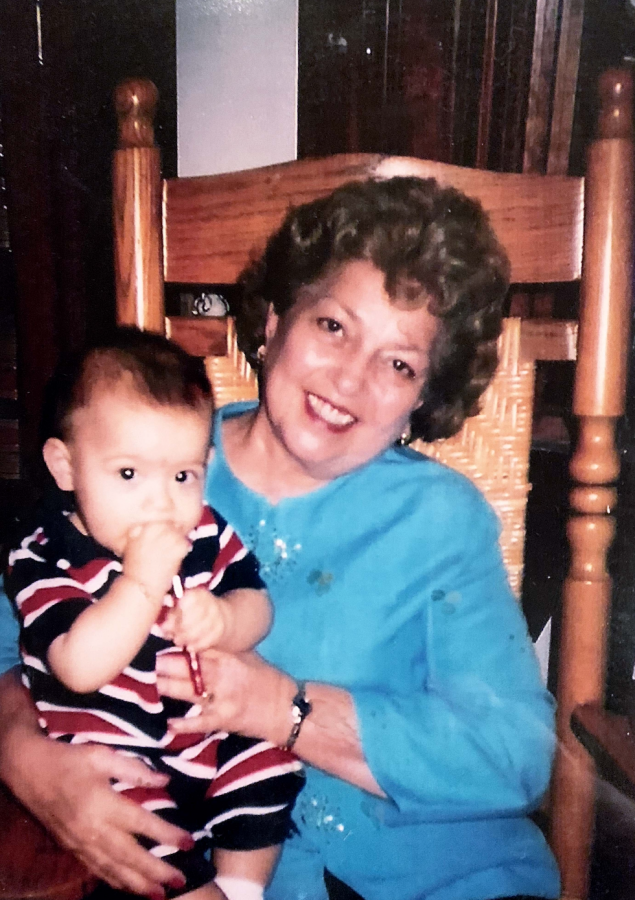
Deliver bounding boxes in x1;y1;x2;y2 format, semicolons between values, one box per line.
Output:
0;577;21;674
352;488;556;822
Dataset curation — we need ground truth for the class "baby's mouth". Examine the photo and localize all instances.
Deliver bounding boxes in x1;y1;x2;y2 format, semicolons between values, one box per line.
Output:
306;392;356;428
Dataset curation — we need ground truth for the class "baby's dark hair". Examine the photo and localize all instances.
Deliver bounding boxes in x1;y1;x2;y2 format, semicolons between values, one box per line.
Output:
42;326;212;444
235;176;510;441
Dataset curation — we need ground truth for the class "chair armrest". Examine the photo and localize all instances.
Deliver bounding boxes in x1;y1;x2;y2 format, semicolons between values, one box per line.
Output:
571;702;635;800
0;784;96;900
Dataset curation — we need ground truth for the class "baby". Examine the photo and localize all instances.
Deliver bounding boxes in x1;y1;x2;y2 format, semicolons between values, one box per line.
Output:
5;328;304;900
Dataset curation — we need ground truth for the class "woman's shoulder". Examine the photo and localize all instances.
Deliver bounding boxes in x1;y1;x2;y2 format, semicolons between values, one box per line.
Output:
374;443;493;508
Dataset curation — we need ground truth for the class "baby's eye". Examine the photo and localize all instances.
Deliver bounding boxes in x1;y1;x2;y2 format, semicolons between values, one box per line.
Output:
175;470;194;484
119;468;135;480
392;359;416;379
317;317;342;334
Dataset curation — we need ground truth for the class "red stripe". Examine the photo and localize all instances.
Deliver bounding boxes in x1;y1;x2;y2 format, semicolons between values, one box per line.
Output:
110;671;161;705
45;709;131;737
211;529;245;581
199;507;216;528
19;583;92;619
121;785;174;806
209;746;297;795
66;557;117;586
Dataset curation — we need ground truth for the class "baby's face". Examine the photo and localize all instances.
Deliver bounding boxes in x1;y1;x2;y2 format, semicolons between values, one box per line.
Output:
61;384;210;557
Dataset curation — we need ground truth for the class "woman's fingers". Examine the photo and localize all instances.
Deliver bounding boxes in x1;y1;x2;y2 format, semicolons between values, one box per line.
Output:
13;740;191;896
89;743;170;788
82;801;191;895
156;648;218;701
160;650;295;746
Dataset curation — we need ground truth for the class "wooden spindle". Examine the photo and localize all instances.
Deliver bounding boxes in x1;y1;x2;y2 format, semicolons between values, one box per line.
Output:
113;78;165;332
551;69;634;900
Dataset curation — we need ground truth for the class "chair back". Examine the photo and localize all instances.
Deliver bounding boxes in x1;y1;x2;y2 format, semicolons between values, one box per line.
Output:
112;72;634;900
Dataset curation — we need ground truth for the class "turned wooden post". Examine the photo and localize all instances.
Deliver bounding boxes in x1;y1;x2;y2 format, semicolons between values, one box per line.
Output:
113;78;165;332
551;69;634;900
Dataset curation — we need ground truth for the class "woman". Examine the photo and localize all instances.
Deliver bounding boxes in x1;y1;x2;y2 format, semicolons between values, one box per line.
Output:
0;177;559;900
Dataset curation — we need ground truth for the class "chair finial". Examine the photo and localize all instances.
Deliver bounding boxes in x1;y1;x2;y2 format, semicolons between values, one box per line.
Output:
114;79;159;150
598;68;633;140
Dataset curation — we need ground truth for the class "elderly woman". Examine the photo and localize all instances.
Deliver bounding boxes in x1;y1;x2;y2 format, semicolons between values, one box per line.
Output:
0;177;559;900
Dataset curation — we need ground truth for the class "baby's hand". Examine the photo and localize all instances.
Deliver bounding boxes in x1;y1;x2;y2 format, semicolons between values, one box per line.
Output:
164;588;231;652
123;522;191;602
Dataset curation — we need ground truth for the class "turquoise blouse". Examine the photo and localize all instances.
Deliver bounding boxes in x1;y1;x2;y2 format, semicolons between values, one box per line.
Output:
205;403;560;900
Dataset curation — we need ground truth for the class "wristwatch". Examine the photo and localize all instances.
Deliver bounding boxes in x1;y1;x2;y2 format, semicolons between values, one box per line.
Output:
285;680;312;750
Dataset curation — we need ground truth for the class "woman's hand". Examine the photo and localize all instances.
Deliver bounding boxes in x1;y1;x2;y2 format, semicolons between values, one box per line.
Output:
156;650;294;747
0;672;192;897
156;651;386;798
16;742;194;896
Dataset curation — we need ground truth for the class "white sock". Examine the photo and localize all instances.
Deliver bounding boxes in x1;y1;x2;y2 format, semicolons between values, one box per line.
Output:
214;875;265;900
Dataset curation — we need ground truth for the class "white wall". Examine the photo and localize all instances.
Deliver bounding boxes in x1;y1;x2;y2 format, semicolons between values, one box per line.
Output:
177;0;298;176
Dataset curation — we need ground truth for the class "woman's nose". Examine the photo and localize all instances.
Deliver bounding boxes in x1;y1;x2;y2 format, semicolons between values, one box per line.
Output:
331;351;368;396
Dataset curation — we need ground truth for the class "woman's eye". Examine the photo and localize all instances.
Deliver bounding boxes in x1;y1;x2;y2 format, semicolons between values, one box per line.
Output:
317;317;342;334
392;359;416;379
119;468;135;481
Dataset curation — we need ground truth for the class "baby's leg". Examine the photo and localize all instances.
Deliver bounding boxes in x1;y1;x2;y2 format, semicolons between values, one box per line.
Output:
175;883;227;900
213;846;280;900
203;734;305;900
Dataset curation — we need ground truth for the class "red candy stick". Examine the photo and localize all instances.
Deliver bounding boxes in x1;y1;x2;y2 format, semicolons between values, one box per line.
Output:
172;576;208;699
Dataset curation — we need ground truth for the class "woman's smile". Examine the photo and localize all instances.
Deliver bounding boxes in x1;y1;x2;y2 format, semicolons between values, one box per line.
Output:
305;391;357;430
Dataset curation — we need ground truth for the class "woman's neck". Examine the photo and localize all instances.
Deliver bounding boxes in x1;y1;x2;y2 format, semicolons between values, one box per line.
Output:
221;408;330;504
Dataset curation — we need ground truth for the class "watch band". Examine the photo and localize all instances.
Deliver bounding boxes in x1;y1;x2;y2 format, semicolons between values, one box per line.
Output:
285;680;312;750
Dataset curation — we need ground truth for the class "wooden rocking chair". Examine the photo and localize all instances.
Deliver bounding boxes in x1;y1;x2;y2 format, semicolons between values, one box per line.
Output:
0;69;632;900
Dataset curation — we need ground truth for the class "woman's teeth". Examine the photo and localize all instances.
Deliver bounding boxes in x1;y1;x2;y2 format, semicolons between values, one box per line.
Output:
307;393;355;426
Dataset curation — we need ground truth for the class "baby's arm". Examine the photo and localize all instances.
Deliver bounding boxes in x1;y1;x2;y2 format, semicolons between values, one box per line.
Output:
165;587;272;654
49;522;191;693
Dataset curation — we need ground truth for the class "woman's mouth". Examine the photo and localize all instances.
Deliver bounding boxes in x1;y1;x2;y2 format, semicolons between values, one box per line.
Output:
306;392;356;428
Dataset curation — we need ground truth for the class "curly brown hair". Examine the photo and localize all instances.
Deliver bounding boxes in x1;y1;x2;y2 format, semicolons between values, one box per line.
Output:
235;176;510;441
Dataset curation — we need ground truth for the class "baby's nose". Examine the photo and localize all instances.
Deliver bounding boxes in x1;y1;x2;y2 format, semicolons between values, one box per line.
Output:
148;483;175;514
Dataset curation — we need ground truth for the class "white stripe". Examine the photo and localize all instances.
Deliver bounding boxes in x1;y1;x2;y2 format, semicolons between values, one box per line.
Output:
16;574;84;605
83;560;122;594
120;665;159;684
141;798;177;812
161;755;218;780
207;804;287;830
8;546;46;565
37;701;170;746
183;572;213;590
100;684;164;714
22;653;47;674
215;740;277;776
189;522;219;540
213;761;304;798
172;730;227;760
8;526;47;564
150;844;180;858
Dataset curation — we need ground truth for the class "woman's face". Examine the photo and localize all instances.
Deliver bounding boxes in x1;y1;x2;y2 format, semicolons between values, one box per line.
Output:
260;259;439;485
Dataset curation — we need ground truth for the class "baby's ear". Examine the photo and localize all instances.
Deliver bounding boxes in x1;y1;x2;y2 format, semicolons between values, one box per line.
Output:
42;438;74;492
